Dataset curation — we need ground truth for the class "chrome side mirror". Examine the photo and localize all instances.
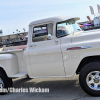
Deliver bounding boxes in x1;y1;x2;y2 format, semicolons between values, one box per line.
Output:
47;34;53;40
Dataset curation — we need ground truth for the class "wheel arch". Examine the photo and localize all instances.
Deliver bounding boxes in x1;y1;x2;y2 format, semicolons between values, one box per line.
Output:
76;55;100;74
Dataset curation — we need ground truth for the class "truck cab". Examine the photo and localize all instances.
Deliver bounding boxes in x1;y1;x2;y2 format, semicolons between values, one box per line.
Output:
24;16;81;78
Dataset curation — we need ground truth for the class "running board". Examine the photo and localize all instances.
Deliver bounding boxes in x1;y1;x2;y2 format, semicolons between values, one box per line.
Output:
9;72;27;78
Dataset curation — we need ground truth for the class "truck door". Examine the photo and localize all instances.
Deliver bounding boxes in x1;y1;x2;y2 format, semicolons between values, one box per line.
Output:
28;23;65;77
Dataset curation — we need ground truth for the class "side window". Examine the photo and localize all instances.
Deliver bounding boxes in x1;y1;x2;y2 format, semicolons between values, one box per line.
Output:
32;23;53;42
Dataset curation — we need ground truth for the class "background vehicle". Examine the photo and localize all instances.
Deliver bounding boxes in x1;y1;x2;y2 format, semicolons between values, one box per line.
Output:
0;42;3;48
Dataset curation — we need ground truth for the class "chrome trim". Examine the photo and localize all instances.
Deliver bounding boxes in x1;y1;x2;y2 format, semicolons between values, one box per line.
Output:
0;78;4;89
86;71;100;90
66;46;92;51
80;46;92;49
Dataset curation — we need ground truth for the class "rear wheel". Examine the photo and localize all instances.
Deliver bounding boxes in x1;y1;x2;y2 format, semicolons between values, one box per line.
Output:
79;62;100;96
0;70;13;95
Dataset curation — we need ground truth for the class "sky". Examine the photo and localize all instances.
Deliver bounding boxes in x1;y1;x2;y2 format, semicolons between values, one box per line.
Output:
0;0;100;36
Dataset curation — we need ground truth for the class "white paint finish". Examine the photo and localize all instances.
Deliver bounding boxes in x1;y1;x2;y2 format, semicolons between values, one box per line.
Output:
0;54;16;60
10;72;27;78
28;38;65;77
19;68;27;73
61;30;100;77
62;48;100;77
0;50;27;77
14;51;27;72
72;31;100;43
0;54;19;77
29;16;80;26
24;49;33;77
11;50;27;74
6;59;19;77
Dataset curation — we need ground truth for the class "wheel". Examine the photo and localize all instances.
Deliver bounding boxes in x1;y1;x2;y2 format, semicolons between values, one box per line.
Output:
79;62;100;96
0;70;13;95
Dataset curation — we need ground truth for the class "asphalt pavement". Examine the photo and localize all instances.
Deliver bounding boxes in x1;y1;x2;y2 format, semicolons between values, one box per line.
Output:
0;75;100;100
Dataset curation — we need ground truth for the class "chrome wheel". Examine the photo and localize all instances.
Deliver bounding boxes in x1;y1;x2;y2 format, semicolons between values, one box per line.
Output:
0;78;4;89
86;71;100;90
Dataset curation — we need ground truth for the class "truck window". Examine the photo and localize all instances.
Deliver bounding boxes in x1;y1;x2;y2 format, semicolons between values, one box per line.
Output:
32;23;53;42
56;19;81;38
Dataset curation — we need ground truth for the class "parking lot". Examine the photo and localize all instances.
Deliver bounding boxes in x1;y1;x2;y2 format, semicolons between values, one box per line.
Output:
0;75;100;100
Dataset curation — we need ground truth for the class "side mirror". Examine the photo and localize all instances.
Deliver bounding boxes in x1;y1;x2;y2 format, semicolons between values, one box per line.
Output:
47;34;53;40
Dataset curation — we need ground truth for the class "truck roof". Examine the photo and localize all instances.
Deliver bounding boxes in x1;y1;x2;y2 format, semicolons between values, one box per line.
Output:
29;16;80;26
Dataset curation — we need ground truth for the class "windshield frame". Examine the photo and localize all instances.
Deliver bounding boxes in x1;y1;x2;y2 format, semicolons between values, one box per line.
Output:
56;18;82;38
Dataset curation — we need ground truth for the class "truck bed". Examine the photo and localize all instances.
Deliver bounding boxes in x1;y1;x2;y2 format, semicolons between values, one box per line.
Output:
0;48;27;78
0;49;24;54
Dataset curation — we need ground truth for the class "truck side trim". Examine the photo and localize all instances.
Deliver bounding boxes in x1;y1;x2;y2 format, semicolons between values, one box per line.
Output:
66;46;92;50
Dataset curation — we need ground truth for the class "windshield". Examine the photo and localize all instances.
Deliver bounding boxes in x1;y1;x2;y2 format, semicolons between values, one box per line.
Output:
56;19;81;38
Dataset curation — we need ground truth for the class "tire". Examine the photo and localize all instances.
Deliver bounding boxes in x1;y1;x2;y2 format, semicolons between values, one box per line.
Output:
79;62;100;96
0;70;13;95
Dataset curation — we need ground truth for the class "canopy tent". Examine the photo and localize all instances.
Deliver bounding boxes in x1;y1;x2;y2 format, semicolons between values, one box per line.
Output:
78;24;84;27
25;35;28;38
83;23;91;26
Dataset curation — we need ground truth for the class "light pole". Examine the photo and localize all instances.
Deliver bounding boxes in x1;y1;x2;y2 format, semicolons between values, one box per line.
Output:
16;29;18;33
23;28;26;35
23;28;25;32
0;30;3;36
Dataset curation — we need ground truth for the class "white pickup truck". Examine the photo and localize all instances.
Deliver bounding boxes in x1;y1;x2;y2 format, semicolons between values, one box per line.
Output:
0;16;100;96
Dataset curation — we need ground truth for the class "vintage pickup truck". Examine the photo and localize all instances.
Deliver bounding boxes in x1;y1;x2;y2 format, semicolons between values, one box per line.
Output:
0;16;100;96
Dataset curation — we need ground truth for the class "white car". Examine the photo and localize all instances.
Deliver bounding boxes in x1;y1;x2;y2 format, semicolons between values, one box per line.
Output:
0;16;100;96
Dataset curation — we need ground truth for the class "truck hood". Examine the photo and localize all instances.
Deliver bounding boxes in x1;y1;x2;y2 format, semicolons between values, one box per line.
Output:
72;29;100;43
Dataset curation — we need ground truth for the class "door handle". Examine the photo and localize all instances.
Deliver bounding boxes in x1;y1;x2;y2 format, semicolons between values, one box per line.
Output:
30;44;36;47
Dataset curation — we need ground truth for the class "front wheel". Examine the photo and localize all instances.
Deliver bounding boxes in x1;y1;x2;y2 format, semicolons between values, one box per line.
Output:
79;62;100;96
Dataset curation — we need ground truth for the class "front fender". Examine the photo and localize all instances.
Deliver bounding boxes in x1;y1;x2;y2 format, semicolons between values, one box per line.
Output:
65;48;100;77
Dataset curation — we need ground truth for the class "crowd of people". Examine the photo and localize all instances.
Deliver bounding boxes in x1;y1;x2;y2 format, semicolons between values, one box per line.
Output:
0;37;27;48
